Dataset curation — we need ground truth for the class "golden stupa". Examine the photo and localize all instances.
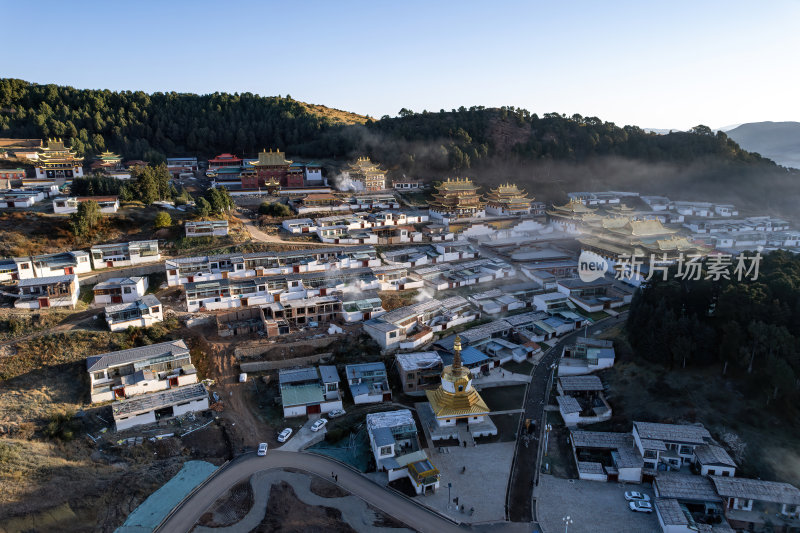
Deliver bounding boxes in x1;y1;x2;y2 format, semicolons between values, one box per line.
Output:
425;336;490;421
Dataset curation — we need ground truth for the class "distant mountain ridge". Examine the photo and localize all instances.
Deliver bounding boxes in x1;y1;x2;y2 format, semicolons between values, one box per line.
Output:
725;121;800;169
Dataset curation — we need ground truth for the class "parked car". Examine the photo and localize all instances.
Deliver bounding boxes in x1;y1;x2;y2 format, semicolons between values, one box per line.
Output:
629;501;653;513
310;418;328;432
624;491;651;502
328;409;346;419
277;428;293;443
257;442;268;456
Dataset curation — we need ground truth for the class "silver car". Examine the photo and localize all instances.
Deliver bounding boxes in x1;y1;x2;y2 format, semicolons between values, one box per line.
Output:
629;501;653;513
624;491;651;502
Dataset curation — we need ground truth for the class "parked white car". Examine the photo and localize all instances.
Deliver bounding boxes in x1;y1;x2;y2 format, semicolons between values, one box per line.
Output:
624;491;650;502
328;409;346;419
277;428;293;443
310;418;328;432
257;442;268;456
629;501;653;513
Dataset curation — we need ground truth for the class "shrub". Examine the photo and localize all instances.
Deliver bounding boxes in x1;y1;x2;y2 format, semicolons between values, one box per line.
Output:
0;441;20;464
324;428;346;443
154;211;172;228
258;202;291;217
43;410;80;441
14;422;36;440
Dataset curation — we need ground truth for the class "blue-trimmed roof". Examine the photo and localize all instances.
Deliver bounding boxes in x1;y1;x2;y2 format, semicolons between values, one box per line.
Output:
441;346;490;367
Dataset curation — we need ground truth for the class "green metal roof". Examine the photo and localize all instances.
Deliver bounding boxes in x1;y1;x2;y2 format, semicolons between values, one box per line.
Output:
280;383;324;407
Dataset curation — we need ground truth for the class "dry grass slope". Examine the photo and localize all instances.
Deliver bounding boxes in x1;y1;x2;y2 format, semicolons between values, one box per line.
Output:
299;102;369;125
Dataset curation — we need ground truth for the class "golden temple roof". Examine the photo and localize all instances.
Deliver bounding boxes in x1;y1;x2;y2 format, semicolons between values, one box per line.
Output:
35;138;82;166
600;216;632;229
550;198;596;214
251;148;292;167
435;177;481;192
623;219;674;237
655;236;699;251
485;182;533;205
424;335;491;419
345;157;385;176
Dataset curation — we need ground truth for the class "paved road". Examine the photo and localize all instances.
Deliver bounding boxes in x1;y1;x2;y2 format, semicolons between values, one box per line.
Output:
507;311;629;522
157;451;469;533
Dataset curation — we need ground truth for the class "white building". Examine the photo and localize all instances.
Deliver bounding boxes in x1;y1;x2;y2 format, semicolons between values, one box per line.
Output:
366;409;440;495
693;444;737;477
165;246;379;287
279;366;342;418
569;430;643;483
104;295;164;332
31;251;92;277
112;382;208;431
710;476;800;530
559;337;616;376
185;220;229;238
282;218;317;234
87;339;198;403
0;257;35;283
345;362;390;404
52;196;119;214
340;294;385;322
533;292;571;312
363;296;477;351
14;274;80;309
90;240;161;269
632;421;713;471
92;276;149;305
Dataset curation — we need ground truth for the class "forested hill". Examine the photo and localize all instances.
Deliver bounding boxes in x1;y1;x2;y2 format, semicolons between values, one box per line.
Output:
2;78;798;216
0;78;366;160
0;78;778;168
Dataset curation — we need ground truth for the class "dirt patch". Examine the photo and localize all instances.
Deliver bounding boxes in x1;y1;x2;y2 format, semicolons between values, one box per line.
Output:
197;481;254;527
254;481;357;533
309;476;350;498
369;505;408;529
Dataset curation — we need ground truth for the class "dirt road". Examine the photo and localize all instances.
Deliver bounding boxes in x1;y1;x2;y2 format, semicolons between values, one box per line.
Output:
207;340;273;451
0;308;100;348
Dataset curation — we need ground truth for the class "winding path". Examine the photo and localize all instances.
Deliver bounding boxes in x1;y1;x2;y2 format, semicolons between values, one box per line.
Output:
157;451;467;533
194;469;414;533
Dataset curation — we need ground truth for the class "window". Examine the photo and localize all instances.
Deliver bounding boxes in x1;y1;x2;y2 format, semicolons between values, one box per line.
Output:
379;445;392;456
389;331;397;339
123;287;131;294
93;372;105;380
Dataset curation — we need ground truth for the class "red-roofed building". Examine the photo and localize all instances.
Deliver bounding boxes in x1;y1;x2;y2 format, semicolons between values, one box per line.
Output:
208;153;242;170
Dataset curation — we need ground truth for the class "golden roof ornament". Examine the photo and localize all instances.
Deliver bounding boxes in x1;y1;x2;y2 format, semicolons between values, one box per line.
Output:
453;335;463;369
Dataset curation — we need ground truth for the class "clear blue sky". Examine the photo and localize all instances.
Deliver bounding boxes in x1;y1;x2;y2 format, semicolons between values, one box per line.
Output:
2;0;798;130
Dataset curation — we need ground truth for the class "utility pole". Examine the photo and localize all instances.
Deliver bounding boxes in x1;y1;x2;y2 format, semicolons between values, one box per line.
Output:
447;482;452;510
